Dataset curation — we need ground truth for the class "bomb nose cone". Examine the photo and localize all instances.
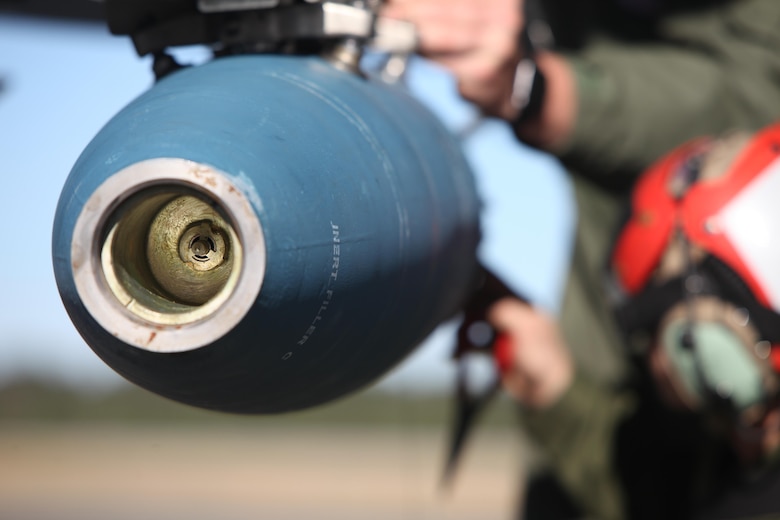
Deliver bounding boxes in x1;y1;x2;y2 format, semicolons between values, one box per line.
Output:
100;188;244;325
68;158;266;353
147;195;233;305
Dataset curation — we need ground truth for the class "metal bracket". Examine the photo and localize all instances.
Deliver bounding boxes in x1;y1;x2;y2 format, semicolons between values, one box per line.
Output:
107;1;413;54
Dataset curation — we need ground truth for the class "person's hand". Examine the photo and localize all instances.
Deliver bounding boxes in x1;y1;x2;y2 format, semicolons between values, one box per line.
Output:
488;298;574;409
381;0;525;120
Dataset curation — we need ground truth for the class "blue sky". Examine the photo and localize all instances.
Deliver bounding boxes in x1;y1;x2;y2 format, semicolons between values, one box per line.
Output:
0;13;573;393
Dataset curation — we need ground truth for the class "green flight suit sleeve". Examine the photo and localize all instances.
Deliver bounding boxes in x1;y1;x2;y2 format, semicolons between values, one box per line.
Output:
555;0;780;186
518;3;780;519
523;371;637;520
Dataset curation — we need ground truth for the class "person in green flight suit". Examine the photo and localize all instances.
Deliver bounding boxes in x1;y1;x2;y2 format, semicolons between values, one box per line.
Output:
382;0;780;518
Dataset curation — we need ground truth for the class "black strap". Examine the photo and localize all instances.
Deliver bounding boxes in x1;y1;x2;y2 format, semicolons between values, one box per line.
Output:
514;61;547;125
614;255;780;344
510;26;547;126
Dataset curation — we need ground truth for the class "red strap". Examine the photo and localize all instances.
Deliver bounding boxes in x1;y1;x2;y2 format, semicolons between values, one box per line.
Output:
493;333;513;375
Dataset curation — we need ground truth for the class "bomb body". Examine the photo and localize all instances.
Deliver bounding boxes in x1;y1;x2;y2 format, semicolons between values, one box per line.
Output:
53;55;481;413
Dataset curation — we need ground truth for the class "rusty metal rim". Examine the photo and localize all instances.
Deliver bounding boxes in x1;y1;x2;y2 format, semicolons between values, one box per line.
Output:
71;158;266;353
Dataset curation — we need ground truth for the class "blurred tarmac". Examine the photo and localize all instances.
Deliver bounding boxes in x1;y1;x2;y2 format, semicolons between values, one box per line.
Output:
0;423;527;520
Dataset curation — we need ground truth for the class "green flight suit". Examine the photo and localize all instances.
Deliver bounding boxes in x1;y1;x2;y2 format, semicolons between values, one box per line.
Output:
518;1;780;519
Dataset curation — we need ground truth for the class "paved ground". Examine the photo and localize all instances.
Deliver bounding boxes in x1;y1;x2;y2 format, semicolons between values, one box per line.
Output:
0;423;527;520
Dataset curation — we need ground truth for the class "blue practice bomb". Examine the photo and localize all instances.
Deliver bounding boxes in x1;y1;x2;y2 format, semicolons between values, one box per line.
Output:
52;55;482;413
